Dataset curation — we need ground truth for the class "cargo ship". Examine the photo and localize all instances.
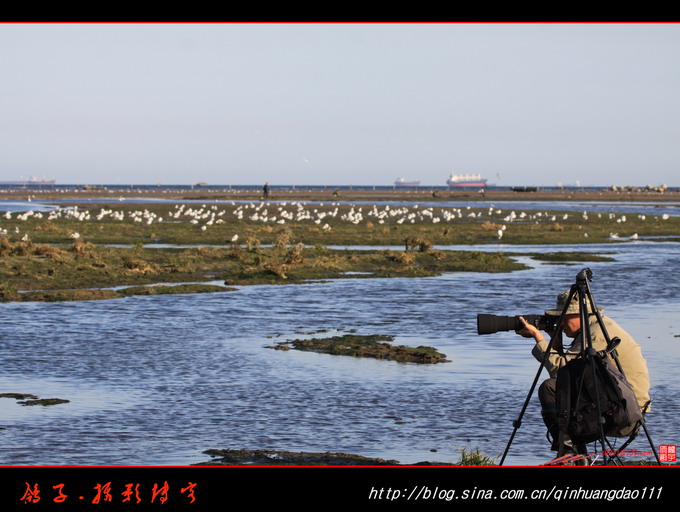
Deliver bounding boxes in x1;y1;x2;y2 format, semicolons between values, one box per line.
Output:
394;178;421;187
0;177;56;186
446;173;487;187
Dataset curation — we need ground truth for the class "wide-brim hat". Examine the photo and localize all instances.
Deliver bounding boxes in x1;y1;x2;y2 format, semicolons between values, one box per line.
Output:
545;289;605;316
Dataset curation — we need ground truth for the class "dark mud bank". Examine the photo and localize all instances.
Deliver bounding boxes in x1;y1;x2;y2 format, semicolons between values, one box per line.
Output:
266;334;451;364
197;449;454;466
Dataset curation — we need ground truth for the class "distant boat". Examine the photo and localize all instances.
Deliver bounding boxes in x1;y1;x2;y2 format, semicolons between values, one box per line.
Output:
394;178;421;187
446;173;487;188
0;177;55;186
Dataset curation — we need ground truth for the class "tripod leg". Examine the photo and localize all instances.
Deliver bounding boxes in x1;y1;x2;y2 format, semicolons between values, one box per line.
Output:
499;288;577;466
582;274;661;465
640;421;662;464
499;374;540;466
576;278;610;464
602;437;625;465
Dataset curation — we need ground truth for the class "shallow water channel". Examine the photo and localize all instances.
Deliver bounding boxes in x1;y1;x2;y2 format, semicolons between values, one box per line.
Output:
1;239;678;466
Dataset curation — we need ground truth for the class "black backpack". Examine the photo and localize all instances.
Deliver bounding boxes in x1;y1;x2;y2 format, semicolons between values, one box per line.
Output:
555;339;643;444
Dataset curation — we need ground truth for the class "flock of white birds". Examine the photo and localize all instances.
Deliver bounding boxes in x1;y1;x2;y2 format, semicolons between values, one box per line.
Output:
0;201;672;241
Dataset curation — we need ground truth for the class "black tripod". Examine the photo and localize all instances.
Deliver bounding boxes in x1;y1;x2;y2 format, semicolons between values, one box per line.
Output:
499;268;659;466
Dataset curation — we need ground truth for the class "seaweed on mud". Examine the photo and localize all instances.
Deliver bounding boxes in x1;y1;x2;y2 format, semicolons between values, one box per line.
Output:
118;284;236;296
199;449;403;466
267;334;450;364
1;393;70;406
196;448;505;466
529;252;616;264
0;393;39;400
18;398;70;406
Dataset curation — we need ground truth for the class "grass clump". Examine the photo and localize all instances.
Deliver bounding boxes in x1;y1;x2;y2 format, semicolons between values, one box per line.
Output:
455;447;498;466
404;235;433;252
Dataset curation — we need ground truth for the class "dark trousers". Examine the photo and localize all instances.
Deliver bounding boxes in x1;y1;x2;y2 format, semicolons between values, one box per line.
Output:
538;378;586;455
538;378;558;448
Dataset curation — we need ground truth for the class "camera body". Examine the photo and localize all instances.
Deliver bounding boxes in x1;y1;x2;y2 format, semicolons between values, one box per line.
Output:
477;313;559;335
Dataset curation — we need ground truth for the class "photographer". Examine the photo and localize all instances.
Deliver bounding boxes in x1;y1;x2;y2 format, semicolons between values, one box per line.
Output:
516;290;651;455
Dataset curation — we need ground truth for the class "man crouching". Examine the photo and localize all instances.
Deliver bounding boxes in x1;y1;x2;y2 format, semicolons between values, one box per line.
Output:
517;290;651;456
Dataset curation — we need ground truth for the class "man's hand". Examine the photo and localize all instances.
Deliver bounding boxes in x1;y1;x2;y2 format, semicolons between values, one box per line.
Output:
517;316;544;341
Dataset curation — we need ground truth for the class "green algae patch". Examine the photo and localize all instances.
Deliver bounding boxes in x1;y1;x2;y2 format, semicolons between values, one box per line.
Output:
10;289;122;302
0;236;526;302
0;238;239;302
0;393;39;400
1;393;70;406
118;283;236;296
198;449;402;466
222;248;527;286
18;398;70;406
268;334;451;364
529;252;616;264
2;284;236;303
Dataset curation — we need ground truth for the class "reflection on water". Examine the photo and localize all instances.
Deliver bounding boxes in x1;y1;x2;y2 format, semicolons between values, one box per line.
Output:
0;243;678;466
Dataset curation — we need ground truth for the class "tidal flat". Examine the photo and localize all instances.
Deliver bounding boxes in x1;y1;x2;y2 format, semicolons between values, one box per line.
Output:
0;237;526;302
2;199;679;247
1;196;677;303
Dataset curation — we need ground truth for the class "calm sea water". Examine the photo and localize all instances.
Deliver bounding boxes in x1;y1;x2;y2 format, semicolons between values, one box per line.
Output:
0;240;678;466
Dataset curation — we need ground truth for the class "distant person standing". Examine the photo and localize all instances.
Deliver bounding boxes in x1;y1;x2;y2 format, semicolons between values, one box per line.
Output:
262;182;270;199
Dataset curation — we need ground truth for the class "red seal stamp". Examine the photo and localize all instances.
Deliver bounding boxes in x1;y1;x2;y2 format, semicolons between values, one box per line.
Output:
659;445;676;462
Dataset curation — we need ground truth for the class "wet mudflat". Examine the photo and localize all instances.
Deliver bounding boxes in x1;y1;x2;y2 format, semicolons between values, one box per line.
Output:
1;195;677;303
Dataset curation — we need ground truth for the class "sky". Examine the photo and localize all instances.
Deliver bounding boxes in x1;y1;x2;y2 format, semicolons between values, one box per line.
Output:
0;22;678;187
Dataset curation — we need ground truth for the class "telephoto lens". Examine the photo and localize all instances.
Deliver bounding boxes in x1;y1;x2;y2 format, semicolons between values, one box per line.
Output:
477;314;548;335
